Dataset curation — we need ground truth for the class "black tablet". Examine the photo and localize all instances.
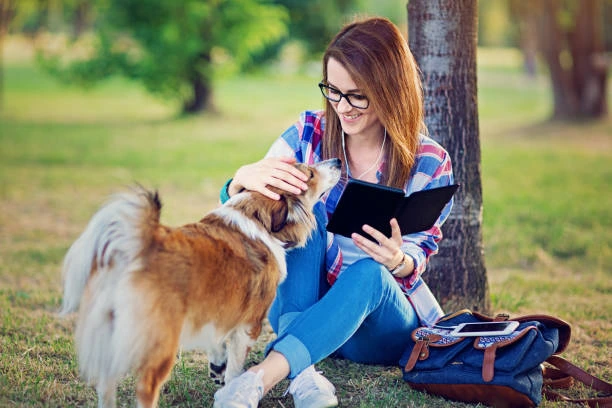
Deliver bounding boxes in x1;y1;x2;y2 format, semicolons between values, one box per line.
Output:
326;179;458;240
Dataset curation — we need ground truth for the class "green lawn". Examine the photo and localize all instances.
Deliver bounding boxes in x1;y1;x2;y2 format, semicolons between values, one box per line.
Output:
0;44;610;407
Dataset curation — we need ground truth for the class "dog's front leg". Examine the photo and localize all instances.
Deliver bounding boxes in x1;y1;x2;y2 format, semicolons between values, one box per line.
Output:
96;377;117;408
224;327;255;384
207;341;227;385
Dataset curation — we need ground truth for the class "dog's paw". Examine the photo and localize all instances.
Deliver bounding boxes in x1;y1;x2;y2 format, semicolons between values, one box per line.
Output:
209;361;227;386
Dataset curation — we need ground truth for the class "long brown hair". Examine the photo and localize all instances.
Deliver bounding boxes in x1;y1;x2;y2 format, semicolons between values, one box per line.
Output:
321;17;424;189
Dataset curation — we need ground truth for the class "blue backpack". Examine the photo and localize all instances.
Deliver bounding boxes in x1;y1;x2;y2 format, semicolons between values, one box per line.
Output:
399;310;611;407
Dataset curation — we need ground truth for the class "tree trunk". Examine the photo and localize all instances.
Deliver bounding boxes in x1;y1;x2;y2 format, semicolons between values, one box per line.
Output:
183;74;213;113
0;0;12;111
407;0;490;313
72;0;90;40
536;0;580;118
183;52;214;114
535;0;608;120
509;0;539;78
568;0;608;118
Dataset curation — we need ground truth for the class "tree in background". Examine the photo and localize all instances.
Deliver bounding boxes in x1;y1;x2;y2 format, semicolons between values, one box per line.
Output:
243;0;362;72
0;0;16;110
8;0;89;37
408;0;490;313
478;0;516;47
269;0;356;55
510;0;609;120
248;0;405;69
35;0;288;113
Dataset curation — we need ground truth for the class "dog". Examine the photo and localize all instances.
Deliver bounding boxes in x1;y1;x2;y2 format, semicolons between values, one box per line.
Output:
60;158;341;408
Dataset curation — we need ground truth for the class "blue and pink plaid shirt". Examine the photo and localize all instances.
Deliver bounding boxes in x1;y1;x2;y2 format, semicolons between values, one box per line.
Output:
265;110;453;325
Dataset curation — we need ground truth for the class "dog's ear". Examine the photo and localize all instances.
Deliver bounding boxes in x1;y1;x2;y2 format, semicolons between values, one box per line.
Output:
269;195;289;233
252;194;289;233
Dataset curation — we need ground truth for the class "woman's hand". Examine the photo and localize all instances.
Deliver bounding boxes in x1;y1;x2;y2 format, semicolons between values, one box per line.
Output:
351;218;414;278
229;156;309;200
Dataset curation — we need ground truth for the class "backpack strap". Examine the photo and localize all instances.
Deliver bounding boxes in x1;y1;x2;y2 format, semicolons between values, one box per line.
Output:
543;355;612;407
404;337;431;372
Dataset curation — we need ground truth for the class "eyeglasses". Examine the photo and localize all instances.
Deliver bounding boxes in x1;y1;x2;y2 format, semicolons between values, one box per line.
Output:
318;82;370;109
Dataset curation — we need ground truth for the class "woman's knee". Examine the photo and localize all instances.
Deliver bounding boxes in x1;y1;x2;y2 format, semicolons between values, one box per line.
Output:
338;258;391;289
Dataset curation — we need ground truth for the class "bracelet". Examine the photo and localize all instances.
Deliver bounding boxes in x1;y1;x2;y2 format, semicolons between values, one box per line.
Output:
388;254;408;276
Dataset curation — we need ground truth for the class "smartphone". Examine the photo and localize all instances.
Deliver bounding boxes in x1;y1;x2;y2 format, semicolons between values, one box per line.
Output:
449;321;519;337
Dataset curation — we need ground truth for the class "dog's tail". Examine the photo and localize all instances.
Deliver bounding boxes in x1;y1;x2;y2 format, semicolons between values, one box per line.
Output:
60;187;162;315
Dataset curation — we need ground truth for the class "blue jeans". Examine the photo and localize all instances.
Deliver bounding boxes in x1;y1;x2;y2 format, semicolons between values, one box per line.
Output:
267;203;419;378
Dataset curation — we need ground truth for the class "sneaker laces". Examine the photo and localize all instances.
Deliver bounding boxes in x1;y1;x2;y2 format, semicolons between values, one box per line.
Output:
287;366;335;399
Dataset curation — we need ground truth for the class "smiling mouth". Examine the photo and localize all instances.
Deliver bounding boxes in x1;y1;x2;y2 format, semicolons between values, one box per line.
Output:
343;113;361;120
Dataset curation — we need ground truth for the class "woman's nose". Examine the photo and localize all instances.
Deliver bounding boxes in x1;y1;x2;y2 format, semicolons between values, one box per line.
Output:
336;96;352;112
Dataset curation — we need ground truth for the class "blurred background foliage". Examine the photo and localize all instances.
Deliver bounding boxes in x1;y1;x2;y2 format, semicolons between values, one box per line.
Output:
1;0;610;118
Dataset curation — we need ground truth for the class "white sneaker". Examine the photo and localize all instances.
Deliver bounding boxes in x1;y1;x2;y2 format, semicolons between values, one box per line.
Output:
289;366;338;408
213;370;264;408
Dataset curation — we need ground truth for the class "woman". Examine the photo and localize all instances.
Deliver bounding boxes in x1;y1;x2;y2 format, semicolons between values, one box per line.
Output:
214;16;454;408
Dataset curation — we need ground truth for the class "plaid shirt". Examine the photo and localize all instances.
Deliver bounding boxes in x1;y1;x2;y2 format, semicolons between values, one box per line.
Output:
265;110;453;325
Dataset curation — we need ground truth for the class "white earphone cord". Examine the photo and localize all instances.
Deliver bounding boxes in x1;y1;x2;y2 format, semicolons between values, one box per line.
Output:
342;129;386;179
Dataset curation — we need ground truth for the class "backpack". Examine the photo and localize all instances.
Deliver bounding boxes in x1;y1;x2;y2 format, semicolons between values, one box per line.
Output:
399;309;612;407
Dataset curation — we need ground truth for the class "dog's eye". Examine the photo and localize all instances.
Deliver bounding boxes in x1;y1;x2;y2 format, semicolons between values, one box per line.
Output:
301;168;313;180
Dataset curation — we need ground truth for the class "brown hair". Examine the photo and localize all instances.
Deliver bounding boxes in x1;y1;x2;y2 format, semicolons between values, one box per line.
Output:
321;17;424;189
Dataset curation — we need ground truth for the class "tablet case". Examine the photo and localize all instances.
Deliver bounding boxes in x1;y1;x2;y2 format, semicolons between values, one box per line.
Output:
326;179;459;240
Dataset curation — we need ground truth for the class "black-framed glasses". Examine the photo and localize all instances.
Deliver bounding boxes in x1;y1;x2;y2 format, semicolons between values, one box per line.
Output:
318;82;370;109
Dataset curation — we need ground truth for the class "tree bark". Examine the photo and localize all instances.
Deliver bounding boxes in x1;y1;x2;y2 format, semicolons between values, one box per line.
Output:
407;0;490;313
183;51;214;114
0;0;12;111
509;0;539;78
183;74;213;113
568;0;608;117
536;0;580;118
72;0;90;40
530;0;608;119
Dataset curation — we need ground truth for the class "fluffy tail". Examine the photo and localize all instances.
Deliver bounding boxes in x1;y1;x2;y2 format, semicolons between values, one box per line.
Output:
60;187;162;315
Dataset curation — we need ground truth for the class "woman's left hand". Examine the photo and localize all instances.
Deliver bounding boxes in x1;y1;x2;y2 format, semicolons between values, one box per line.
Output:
351;218;414;278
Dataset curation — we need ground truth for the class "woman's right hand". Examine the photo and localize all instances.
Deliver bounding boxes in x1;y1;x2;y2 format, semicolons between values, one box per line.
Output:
228;156;309;200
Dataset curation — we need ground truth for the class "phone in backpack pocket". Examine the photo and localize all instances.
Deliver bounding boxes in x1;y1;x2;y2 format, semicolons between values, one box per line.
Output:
450;321;519;337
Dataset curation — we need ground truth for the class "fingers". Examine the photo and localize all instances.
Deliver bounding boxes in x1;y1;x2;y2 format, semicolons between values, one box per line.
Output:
390;218;402;242
275;157;310;182
351;232;384;259
268;163;309;190
233;157;309;200
361;220;402;248
351;220;404;269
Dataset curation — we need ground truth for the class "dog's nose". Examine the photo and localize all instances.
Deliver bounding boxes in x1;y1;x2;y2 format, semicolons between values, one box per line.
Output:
315;158;341;170
328;158;341;169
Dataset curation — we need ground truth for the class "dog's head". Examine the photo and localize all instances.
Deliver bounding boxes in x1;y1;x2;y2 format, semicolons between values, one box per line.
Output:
234;158;341;248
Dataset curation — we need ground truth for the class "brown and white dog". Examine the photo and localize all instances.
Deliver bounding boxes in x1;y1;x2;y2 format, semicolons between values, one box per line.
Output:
60;158;341;408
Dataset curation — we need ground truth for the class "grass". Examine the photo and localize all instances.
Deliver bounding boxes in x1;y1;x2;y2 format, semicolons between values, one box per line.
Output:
0;42;610;407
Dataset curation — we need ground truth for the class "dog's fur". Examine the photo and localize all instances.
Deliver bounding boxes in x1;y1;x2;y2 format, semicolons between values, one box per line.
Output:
60;159;341;408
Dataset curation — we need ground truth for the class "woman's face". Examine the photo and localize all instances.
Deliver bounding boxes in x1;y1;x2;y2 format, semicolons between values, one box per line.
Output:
326;58;383;139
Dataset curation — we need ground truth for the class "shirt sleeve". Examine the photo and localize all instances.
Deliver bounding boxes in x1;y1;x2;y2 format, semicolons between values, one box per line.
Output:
265;110;324;163
265;136;296;159
397;139;454;288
